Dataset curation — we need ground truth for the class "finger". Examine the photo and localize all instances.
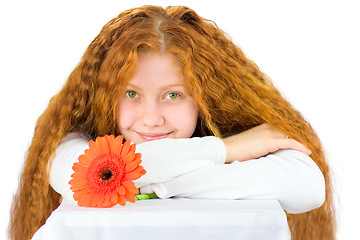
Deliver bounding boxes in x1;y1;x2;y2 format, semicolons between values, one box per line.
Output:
279;139;312;155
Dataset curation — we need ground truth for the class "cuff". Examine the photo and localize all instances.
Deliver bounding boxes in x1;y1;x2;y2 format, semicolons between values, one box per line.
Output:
202;136;226;165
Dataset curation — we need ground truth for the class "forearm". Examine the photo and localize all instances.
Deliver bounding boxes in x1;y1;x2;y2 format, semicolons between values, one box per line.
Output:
49;133;227;201
134;136;226;188
140;149;325;214
49;133;90;201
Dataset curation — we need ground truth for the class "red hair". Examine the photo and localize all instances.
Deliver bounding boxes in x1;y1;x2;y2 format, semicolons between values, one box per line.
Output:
9;5;335;240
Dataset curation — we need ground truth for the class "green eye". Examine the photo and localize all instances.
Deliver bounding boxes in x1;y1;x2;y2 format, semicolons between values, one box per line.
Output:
167;93;178;99
126;91;137;98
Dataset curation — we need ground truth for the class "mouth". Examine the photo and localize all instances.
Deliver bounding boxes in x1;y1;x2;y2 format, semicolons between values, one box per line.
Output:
135;132;173;141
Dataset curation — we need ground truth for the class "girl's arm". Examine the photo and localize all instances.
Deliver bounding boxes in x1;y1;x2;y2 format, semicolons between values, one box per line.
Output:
134;137;226;188
49;133;227;201
50;124;323;213
49;133;91;202
140;149;325;214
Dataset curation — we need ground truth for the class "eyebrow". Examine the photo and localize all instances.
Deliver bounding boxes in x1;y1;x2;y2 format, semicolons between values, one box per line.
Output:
126;83;184;90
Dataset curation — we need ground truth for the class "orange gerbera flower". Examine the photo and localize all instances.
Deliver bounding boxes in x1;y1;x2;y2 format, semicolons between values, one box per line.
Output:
69;135;146;208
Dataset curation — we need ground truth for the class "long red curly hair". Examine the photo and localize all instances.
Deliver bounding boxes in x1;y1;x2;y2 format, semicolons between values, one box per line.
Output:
9;5;335;240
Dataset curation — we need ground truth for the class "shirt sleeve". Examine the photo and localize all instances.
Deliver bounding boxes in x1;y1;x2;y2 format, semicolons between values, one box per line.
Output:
134;136;227;188
49;133;91;202
48;133;227;201
139;149;326;214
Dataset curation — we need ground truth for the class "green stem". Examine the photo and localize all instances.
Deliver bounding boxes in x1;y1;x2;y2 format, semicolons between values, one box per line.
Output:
135;193;159;200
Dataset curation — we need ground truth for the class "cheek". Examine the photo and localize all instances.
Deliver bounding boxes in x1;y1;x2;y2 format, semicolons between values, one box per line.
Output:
168;101;198;134
116;103;137;130
186;103;199;131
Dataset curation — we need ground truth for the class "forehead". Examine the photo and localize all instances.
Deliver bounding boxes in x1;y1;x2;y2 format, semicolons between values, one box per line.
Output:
129;52;183;86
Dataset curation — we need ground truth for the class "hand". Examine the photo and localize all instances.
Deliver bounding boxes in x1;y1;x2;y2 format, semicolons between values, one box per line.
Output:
223;123;312;163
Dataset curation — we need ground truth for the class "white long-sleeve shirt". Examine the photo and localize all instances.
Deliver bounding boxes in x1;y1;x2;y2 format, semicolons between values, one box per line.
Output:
49;133;325;214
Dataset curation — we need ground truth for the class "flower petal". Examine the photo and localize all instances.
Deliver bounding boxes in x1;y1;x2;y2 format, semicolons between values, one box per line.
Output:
125;192;136;203
73;171;89;179
120;140;131;159
109;191;119;207
126;186;139;195
102;191;113;208
70;182;88;192
89;191;104;207
95;194;106;207
96;136;110;154
134;165;146;173
117;185;126;195
84;149;96;164
72;162;88;172
124;158;142;173
126;188;139;195
118;195;126;206
69;135;146;208
75;189;94;206
123;151;135;164
105;135;115;153
122;181;139;194
89;140;102;156
124;171;141;180
129;143;136;153
128;166;146;177
134;153;142;161
113;135;124;156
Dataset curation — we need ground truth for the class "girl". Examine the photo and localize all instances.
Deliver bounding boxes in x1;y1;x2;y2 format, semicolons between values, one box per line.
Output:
9;5;335;240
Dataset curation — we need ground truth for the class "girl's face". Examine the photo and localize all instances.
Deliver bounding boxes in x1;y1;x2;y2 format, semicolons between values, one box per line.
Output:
117;52;199;144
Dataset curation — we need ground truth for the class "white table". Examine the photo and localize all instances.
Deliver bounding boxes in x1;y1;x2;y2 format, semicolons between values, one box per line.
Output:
32;198;290;240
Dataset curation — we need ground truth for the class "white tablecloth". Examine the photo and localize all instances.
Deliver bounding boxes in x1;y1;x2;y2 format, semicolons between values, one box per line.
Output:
32;198;290;240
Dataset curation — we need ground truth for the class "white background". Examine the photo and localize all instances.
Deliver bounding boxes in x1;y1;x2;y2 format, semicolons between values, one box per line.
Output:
0;0;359;239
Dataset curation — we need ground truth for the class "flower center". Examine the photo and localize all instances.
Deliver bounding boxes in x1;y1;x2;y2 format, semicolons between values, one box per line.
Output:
89;154;126;189
101;168;113;181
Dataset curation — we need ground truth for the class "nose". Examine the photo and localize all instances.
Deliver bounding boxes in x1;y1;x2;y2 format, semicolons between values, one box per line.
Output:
139;99;165;127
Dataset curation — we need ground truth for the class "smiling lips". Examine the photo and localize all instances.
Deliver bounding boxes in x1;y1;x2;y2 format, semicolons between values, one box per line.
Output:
136;132;172;141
